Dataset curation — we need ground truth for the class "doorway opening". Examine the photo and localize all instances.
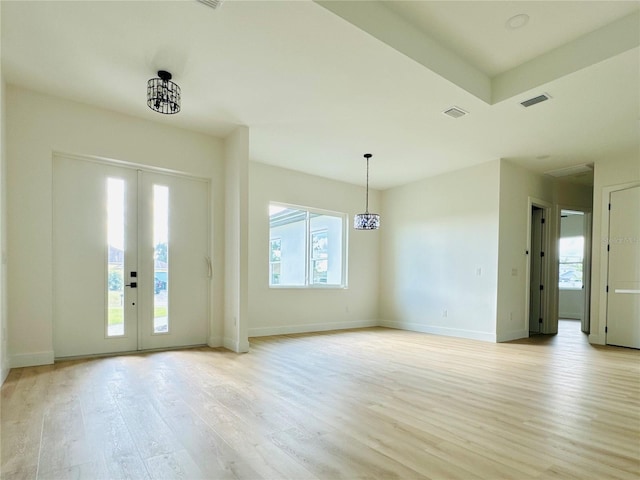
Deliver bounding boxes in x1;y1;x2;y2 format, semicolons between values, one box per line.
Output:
557;209;591;339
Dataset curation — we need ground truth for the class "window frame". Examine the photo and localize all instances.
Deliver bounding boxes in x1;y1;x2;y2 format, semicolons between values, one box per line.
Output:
558;235;584;290
268;202;348;289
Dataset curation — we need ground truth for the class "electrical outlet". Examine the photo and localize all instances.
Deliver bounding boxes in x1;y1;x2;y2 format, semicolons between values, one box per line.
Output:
443;309;448;318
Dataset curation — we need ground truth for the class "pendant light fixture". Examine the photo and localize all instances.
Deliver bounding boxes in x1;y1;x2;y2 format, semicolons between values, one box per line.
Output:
147;70;181;114
354;153;380;230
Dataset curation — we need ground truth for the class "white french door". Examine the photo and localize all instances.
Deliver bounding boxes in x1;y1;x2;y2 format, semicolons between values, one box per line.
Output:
53;155;210;358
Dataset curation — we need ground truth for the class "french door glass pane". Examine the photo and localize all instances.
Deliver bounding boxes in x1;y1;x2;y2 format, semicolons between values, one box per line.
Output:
154;185;169;334
107;178;125;337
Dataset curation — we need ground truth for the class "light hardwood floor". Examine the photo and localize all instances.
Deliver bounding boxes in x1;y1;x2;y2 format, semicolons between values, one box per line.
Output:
2;321;639;479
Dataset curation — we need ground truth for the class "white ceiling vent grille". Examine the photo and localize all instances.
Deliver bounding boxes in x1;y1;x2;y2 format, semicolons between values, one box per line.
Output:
544;164;593;178
442;106;468;119
197;0;223;9
521;93;551;108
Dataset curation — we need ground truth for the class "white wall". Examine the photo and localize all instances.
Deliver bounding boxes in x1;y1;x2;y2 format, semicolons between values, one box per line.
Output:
379;160;501;342
496;160;553;341
248;162;380;336
0;72;9;382
589;154;640;345
223;126;250;352
496;160;592;341
558;290;584;320
6;86;226;367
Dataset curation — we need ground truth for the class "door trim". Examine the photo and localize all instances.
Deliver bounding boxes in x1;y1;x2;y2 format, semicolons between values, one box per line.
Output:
52;151;204;179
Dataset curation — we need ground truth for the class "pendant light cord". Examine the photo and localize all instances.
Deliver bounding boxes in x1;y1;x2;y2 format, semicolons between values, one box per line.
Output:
363;153;372;214
365;156;370;213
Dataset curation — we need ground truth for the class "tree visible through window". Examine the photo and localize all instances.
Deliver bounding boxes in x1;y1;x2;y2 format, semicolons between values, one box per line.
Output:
311;230;328;284
558;236;584;289
270;238;281;285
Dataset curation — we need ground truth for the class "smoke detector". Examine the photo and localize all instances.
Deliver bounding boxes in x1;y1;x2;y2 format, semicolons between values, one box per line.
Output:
442;106;468;119
197;0;223;9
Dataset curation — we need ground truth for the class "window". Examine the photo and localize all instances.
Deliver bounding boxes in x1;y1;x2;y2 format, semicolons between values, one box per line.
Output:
269;203;347;287
106;178;125;337
153;185;169;334
558;236;584;289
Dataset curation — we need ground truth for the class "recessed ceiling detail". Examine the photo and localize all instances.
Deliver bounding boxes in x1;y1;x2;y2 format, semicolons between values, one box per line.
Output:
520;93;551;108
442;106;468;119
2;1;637;190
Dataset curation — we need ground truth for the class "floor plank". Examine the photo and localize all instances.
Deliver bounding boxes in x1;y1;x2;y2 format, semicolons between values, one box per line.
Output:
1;320;639;479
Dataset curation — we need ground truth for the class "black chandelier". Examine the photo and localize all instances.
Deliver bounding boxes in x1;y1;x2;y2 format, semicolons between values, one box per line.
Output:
354;153;380;230
147;70;181;114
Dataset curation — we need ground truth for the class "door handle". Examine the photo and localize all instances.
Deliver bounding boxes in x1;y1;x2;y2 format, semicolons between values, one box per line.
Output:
125;282;137;288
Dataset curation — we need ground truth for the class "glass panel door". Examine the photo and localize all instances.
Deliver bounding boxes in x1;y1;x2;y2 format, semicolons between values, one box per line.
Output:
53;156;138;357
53;155;210;358
138;171;210;351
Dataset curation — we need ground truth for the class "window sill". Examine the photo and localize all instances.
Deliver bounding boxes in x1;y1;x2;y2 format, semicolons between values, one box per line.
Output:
269;285;348;290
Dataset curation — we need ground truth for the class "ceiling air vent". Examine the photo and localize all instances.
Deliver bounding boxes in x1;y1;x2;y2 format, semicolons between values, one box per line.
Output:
544;164;593;178
521;93;551;108
442;106;468;119
197;0;223;9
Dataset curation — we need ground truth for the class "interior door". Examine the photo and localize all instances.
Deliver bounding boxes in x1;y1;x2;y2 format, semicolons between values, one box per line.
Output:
529;207;545;334
606;186;640;349
53;155;210;358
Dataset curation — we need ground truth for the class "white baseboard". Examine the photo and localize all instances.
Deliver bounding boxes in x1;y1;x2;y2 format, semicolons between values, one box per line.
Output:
207;336;223;348
589;333;605;345
559;312;581;320
248;319;379;338
379;320;496;342
496;329;528;342
222;336;250;353
10;350;55;368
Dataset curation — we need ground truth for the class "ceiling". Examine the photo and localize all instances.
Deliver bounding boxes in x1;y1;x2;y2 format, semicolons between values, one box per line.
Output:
1;0;638;190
